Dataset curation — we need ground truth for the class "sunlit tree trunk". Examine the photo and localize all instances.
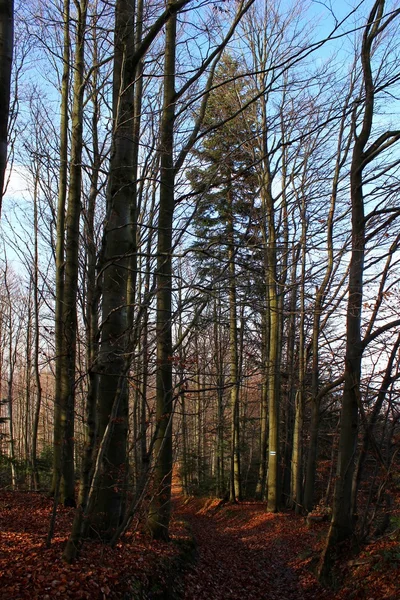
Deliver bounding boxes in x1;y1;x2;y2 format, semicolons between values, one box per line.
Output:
291;196;306;513
262;169;280;513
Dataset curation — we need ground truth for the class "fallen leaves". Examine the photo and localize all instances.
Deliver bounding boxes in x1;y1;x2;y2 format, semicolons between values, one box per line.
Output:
1;491;399;599
175;497;400;600
0;491;180;599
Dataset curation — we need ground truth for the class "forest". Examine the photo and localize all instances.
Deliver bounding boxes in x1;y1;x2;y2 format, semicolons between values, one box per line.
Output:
0;0;400;597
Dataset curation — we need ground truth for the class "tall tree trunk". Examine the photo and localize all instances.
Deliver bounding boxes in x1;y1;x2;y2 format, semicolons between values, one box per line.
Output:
78;41;101;513
0;0;13;214
227;173;241;503
52;0;70;498
318;0;400;580
32;165;42;490
91;0;136;539
255;310;268;500
57;0;88;508
4;269;17;489
63;22;102;559
262;170;280;513
24;288;32;474
281;244;300;506
147;5;176;540
215;293;225;498
291;200;306;513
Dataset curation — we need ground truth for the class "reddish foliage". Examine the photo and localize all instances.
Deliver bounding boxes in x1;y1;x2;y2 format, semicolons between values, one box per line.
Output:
1;491;399;599
0;491;180;599
175;498;333;600
174;497;400;600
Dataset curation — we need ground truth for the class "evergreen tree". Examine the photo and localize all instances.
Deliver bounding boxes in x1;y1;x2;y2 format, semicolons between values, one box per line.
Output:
188;53;257;500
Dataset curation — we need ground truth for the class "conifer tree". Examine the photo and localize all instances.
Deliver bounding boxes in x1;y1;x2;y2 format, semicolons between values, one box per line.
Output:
188;54;257;500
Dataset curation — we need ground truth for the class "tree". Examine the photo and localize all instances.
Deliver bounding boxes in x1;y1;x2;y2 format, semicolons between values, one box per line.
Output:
319;0;400;580
146;0;257;536
187;54;257;501
303;77;354;512
53;0;88;509
146;0;178;538
0;0;13;214
79;0;192;546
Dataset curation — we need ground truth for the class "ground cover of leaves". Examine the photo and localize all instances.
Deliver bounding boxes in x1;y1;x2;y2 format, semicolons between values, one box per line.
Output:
1;491;399;599
0;490;182;599
175;497;400;600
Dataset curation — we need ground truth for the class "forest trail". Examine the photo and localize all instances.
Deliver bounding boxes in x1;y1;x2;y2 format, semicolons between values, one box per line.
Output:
1;491;398;599
173;498;334;600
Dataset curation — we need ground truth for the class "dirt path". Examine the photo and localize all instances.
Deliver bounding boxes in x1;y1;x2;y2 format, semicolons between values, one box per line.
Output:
173;499;334;600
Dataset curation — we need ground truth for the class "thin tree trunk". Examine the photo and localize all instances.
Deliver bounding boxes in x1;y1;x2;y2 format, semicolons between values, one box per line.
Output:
351;333;400;516
63;24;102;559
291;207;306;513
24;288;32;477
57;0;88;508
303;85;351;513
256;310;268;500
32;166;42;490
227;176;241;503
52;0;70;498
4;270;17;489
215;293;225;498
281;244;300;506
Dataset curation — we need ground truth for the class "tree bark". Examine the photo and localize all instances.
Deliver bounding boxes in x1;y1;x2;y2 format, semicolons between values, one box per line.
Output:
318;0;400;580
263;170;280;513
91;0;136;539
52;0;70;499
0;0;13;214
57;0;88;508
147;6;176;540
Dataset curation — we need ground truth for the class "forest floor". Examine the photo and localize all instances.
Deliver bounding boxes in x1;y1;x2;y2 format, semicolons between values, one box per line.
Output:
173;496;400;599
0;490;399;599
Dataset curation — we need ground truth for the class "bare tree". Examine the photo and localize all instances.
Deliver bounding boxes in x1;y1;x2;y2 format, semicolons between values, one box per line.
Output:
319;0;400;581
0;0;13;214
